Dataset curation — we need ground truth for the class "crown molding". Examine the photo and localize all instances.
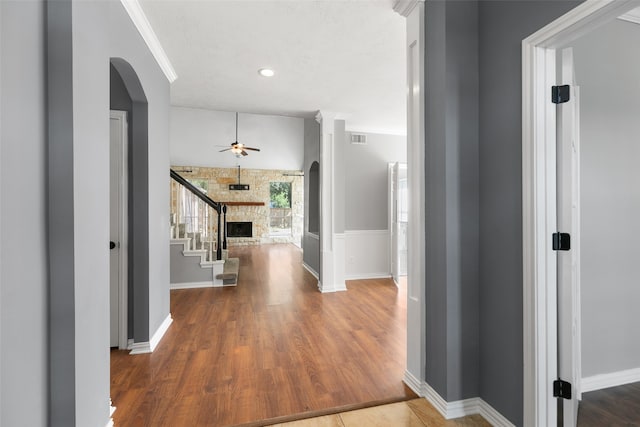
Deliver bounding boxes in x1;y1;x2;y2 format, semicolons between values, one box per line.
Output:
393;0;423;18
619;8;640;25
120;0;178;83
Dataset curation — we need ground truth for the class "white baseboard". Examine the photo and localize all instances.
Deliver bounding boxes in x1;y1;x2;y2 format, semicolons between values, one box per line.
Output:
478;399;516;427
150;314;173;352
128;314;173;354
170;281;217;289
582;366;640;393
345;273;392;280
105;400;115;427
318;283;348;293
422;382;449;417
302;262;319;280
403;370;423;396
408;380;514;426
128;341;151;355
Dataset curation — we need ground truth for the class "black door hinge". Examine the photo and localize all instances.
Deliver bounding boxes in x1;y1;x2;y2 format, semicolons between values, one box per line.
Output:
552;85;570;104
552;232;571;251
553;379;572;400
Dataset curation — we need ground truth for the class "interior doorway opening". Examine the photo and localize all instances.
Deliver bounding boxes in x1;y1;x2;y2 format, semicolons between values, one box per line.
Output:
522;2;640;425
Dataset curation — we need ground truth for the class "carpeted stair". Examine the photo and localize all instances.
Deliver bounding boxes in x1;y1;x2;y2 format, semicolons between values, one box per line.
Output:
216;257;239;286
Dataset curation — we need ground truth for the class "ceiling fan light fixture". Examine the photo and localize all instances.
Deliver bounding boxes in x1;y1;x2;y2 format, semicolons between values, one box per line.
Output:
258;68;275;77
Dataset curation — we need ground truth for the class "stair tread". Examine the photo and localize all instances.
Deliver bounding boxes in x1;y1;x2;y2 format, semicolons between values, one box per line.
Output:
215;257;239;286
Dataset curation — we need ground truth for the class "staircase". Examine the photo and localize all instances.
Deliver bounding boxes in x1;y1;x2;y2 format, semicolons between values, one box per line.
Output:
169;169;240;288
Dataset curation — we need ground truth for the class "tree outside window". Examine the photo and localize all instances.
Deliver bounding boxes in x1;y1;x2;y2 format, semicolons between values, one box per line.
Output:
270;182;292;235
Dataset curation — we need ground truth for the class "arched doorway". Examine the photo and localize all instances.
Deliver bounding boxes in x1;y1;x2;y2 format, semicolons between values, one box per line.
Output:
109;58;151;349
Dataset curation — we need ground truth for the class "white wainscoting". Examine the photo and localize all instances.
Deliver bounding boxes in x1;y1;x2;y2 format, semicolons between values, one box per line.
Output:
344;230;391;280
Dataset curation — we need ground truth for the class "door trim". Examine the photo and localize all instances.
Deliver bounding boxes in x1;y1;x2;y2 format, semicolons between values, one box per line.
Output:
110;110;129;350
522;1;638;425
403;1;426;393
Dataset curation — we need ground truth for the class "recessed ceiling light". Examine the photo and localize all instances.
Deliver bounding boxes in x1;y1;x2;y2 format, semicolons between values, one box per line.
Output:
258;68;275;77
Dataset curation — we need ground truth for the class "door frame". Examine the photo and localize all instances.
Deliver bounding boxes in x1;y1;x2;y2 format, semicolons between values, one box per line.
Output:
522;1;638;425
388;162;397;282
110;110;129;350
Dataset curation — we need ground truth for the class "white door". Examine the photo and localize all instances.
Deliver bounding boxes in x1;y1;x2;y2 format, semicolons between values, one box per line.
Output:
556;47;581;427
389;164;398;282
397;166;408;277
110;111;128;349
389;162;408;283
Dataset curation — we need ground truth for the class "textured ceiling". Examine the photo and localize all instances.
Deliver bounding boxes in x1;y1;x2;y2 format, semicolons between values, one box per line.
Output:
140;0;407;135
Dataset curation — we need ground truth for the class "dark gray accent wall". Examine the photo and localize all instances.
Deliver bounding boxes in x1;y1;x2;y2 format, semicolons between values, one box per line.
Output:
477;1;582;424
47;1;77;425
303;118;320;274
424;0;480;402
1;1;49;425
344;132;406;230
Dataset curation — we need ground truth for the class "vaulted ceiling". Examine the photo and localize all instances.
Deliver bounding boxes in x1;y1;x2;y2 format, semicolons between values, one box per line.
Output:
139;0;407;135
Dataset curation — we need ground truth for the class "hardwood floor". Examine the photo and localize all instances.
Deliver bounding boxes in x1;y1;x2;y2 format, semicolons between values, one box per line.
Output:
271;399;491;427
578;381;640;426
111;243;415;426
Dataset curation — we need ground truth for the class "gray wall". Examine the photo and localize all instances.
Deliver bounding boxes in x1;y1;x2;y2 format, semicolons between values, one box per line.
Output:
109;0;171;353
424;0;480;403
477;1;582;424
303;118;320;275
421;1;584;424
344;132;406;230
1;1;48;425
170;245;214;284
0;1;171;425
569;20;640;378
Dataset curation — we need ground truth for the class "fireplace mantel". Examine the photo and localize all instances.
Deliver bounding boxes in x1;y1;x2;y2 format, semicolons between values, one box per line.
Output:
221;201;265;206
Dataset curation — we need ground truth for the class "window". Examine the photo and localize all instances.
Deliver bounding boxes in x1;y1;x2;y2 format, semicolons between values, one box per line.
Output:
174;179;210;234
270;182;292;236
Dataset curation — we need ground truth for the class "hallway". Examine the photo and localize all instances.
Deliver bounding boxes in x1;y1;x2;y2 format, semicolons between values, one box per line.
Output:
110;243;415;426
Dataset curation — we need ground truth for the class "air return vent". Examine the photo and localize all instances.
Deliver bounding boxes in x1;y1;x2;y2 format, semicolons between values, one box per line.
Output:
350;134;367;145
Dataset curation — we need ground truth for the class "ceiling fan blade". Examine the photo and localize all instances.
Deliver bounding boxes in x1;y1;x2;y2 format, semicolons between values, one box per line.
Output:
244;147;261;152
241;150;249;156
219;148;232;152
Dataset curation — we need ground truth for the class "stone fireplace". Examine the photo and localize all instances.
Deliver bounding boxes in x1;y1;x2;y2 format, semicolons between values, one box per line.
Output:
170;166;303;246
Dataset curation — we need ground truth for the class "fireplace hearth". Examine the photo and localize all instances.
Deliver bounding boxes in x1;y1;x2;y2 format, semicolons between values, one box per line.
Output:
227;221;253;238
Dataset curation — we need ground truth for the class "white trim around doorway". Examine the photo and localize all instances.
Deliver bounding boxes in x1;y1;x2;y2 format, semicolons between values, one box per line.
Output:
521;1;639;425
110;110;129;351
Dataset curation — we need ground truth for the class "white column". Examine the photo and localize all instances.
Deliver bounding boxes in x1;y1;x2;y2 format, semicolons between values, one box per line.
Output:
316;111;346;293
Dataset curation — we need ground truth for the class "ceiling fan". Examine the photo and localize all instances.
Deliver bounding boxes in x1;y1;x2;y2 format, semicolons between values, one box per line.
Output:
219;112;261;157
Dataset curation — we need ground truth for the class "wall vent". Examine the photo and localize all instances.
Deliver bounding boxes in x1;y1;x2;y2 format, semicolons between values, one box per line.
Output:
350;134;367;145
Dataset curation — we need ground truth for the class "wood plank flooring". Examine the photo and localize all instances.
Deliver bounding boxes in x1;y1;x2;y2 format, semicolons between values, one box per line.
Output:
270;399;491;427
111;243;415;426
578;381;640;426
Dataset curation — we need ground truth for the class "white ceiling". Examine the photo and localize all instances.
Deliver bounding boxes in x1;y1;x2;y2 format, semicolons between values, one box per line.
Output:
139;0;407;135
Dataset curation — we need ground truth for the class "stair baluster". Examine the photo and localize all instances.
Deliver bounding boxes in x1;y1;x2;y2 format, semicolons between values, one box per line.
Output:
223;204;228;250
216;204;222;260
